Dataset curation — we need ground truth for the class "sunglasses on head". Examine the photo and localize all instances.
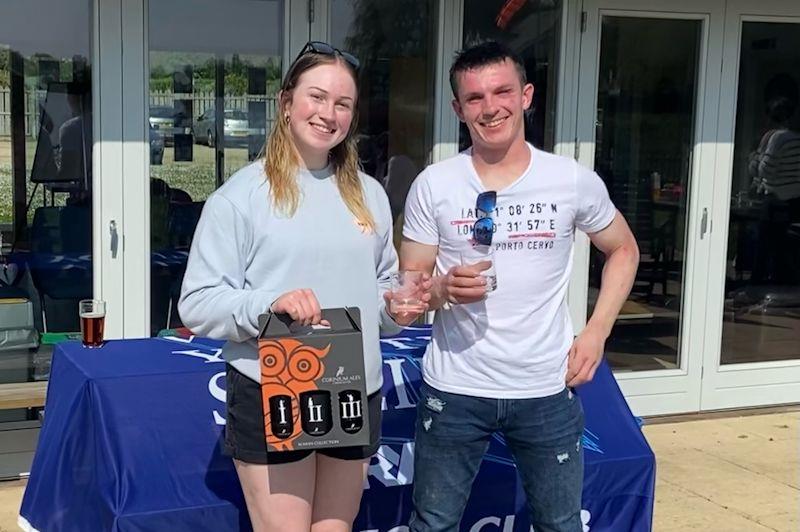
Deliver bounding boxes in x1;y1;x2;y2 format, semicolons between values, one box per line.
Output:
473;191;497;246
295;41;360;70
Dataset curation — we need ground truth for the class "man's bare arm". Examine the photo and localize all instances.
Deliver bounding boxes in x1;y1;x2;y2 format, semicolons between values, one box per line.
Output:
586;211;640;338
566;211;639;387
399;238;488;310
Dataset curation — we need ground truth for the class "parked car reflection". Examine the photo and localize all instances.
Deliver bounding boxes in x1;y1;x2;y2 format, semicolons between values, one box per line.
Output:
149;125;164;165
148;105;182;145
193;108;255;148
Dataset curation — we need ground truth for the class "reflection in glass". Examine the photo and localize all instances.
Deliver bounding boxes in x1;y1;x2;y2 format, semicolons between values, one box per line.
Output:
722;22;800;365
330;0;437;246
461;0;562;151
589;17;701;372
148;0;283;335
0;0;93;424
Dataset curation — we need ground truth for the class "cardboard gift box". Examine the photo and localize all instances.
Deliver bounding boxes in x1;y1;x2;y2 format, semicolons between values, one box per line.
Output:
257;307;369;452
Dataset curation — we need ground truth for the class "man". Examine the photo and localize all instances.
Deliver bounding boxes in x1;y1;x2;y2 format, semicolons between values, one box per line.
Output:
400;41;639;532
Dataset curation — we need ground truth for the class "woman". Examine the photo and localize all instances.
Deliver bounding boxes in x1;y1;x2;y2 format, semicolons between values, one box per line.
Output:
179;42;429;531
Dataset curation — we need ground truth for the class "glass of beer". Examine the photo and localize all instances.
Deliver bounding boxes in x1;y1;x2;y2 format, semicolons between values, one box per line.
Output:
79;299;106;348
390;271;426;314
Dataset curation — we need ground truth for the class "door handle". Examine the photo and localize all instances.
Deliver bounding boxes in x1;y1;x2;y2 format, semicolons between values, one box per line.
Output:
700;208;708;239
109;220;119;258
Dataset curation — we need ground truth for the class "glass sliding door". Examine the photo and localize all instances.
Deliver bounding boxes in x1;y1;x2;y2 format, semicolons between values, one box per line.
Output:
147;0;285;335
702;0;800;410
325;0;438;247
0;0;94;477
722;21;800;366
575;0;724;416
589;16;702;373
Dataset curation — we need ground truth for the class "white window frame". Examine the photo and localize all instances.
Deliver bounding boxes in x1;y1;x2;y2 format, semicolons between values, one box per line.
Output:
94;0;127;338
701;1;800;410
105;0;303;339
571;0;725;415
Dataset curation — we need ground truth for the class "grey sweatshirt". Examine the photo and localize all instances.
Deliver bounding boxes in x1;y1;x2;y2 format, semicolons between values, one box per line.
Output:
178;161;403;395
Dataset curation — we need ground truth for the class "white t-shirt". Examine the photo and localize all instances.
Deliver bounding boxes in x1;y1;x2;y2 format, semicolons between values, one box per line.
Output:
403;144;616;398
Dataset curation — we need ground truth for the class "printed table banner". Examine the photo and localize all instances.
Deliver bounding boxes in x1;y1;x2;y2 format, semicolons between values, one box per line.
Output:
19;326;654;532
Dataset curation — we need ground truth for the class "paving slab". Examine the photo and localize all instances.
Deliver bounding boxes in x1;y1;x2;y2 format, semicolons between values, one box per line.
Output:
0;411;796;531
0;481;24;532
652;476;775;531
656;447;796;520
718;413;799;442
645;414;799;489
644;411;799;532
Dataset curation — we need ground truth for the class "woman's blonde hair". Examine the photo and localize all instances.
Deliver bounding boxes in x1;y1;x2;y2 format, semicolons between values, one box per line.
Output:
263;53;375;232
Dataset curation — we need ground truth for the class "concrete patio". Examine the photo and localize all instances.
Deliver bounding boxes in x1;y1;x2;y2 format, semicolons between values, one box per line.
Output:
0;408;796;531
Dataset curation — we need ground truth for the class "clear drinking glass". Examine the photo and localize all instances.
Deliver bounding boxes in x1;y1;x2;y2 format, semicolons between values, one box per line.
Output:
460;245;497;292
390;271;426;313
79;299;106;348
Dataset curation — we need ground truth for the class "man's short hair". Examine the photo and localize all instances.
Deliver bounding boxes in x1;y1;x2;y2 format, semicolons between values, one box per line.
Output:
449;41;528;98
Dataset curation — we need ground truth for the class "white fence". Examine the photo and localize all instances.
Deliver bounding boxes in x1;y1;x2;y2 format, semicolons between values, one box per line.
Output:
0;89;43;137
0;89;278;137
149;90;278;120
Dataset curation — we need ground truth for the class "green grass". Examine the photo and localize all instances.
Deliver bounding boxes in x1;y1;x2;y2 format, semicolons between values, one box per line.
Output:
0;163;13;225
0;138;41;226
151;144;253;200
0;162;68;227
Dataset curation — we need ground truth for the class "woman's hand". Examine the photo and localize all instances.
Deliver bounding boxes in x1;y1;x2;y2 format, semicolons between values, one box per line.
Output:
384;273;433;326
270;289;328;326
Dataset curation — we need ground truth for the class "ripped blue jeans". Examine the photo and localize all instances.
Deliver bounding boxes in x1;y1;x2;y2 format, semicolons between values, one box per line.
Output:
408;382;585;532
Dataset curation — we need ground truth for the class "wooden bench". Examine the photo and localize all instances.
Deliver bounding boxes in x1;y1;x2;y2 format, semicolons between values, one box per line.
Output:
0;382;47;410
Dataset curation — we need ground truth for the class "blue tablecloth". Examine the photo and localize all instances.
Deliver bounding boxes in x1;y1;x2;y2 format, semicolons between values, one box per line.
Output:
10;250;189;271
19;327;655;531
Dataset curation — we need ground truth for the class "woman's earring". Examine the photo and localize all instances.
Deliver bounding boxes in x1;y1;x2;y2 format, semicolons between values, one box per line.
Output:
284;113;290;125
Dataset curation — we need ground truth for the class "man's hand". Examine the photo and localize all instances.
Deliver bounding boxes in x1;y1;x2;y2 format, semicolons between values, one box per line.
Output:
566;325;607;387
270;289;328;327
384;273;433;326
437;263;490;305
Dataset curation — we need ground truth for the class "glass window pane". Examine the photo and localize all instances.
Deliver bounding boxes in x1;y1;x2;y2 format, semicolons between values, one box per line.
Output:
461;0;562;152
723;22;800;365
330;0;438;248
148;0;283;336
0;0;93;408
589;17;701;372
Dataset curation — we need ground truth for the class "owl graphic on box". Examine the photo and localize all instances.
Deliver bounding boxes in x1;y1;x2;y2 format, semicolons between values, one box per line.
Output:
259;338;330;450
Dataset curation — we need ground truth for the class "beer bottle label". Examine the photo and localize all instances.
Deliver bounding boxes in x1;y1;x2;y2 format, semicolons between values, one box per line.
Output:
268;394;294;439
338;390;364;434
299;390;332;436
